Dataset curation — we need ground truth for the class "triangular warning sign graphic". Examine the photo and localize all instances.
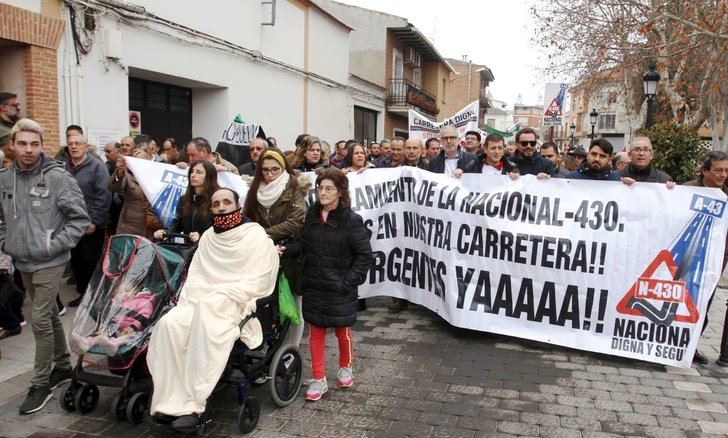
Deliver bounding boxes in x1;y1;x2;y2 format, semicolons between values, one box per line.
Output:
616;250;699;323
544;98;563;117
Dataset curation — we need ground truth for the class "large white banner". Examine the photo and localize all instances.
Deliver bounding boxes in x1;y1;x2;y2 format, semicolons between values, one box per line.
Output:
330;168;726;368
409;101;479;140
124;157;247;227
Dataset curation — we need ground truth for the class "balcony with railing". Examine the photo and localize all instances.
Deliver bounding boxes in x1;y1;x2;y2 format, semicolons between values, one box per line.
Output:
386;78;438;115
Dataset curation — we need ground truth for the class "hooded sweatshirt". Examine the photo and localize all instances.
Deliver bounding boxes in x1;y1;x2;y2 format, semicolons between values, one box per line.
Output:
0;154;90;271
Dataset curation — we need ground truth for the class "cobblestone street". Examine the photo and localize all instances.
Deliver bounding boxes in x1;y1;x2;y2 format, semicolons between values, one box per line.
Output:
2;283;728;437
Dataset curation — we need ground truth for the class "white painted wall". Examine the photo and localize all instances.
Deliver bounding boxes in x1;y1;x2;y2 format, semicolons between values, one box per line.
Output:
2;0;40;13
56;0;354;152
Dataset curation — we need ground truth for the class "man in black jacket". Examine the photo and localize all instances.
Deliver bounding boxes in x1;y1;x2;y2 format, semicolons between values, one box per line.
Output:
403;137;428;169
618;137;672;183
461;133;518;176
512;127;555;177
428;126;474;177
237;138;268;177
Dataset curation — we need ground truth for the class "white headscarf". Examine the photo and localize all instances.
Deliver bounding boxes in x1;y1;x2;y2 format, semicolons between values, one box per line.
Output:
257;171;290;209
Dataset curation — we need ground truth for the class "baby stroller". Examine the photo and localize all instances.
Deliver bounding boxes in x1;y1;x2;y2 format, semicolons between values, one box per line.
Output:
180;275;304;435
59;233;196;424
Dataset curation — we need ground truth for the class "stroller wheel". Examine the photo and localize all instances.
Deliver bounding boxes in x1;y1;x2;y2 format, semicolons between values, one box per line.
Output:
268;344;303;407
237;396;260;434
126;392;149;424
74;383;100;414
60;382;79;412
110;393;128;421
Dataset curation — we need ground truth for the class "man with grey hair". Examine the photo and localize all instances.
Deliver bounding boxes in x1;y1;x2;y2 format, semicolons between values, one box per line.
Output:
0;118;90;414
65;133;112;307
427;125;474;177
618;136;672;183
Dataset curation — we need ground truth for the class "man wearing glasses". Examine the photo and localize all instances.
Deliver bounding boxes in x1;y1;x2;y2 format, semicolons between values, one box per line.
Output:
617;137;672;184
512;127;554;178
238;137;269;177
0;92;21;150
427;125;474;177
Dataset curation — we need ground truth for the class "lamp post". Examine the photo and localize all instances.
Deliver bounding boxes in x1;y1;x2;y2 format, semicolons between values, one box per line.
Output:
569;122;576;148
643;65;661;129
589;109;599;141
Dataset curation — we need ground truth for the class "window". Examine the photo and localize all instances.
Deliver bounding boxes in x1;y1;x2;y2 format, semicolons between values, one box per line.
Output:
598;114;616;130
354;107;377;146
393;49;404;79
442;78;447;103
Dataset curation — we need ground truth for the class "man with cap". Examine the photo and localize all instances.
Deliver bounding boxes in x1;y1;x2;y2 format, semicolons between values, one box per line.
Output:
569;146;587;168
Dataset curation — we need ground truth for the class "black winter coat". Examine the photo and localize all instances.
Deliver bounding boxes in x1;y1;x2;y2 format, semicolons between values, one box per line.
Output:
513;152;556;176
168;194;213;235
284;205;373;328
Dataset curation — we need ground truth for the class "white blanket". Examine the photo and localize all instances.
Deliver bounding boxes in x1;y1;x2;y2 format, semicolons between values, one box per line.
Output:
147;222;279;416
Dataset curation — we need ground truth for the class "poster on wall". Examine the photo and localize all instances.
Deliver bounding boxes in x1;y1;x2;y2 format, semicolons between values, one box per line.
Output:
129;111;142;136
87;128;126;162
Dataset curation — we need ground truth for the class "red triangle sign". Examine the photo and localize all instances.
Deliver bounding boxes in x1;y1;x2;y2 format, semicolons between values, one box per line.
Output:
544;98;562;117
616;250;699;323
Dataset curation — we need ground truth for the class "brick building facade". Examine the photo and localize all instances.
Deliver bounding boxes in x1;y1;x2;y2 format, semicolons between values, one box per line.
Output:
0;2;65;154
446;58;494;122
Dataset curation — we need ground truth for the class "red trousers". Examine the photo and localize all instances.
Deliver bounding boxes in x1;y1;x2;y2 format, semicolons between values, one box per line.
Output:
309;325;353;380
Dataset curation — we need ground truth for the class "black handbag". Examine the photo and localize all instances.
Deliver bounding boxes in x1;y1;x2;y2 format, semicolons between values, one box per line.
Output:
0;274;23;308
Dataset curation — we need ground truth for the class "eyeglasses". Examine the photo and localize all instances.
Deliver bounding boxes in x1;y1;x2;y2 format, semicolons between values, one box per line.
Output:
441;136;459;142
631;147;653;153
261;166;281;174
317;186;337;193
519;141;537;147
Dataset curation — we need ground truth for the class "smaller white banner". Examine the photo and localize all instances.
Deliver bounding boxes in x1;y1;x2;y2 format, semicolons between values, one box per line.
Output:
409;101;479;140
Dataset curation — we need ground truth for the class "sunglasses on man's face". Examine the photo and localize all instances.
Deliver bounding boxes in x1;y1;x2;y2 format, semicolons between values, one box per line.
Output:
519;141;537;147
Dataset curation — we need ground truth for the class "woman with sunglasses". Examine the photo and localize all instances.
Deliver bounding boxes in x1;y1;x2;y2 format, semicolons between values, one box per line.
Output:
243;148;309;346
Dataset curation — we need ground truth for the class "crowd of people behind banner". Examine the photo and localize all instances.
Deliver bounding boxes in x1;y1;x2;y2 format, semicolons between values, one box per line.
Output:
1;91;728;428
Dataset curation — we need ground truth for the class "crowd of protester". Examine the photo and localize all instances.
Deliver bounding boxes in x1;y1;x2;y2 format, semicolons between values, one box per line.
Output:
1;88;728;421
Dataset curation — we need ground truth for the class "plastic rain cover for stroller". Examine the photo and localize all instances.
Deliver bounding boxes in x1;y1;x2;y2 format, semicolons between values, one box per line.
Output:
69;234;191;371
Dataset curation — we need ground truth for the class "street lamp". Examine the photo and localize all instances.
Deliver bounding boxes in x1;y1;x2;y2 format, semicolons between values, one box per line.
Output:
569;122;576;148
643;65;661;129
589;109;599;141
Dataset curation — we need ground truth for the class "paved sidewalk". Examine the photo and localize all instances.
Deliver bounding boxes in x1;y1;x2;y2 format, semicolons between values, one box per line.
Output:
2;282;728;437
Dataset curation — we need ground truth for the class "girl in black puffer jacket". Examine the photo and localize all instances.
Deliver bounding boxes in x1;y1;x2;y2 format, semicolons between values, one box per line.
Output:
282;167;372;402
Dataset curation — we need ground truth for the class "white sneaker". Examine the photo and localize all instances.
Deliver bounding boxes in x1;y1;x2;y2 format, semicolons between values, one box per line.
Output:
337;367;353;388
305;378;328;401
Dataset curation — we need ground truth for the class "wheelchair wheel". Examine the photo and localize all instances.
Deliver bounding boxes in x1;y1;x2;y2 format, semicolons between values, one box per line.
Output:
268;344;303;407
74;383;100;414
110;393;127;421
60;382;78;412
126;392;149;424
237;396;260;434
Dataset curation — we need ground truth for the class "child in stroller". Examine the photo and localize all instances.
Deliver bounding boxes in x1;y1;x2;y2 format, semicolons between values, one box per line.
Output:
70;284;156;357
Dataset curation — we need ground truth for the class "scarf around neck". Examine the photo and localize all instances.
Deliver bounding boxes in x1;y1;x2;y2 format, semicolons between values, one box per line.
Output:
257;172;290;209
213;209;244;233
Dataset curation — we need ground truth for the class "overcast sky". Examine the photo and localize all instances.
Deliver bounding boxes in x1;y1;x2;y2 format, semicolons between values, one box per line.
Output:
336;0;555;108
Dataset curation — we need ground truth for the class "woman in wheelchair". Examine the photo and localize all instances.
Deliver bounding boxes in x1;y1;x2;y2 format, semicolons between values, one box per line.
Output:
146;188;279;433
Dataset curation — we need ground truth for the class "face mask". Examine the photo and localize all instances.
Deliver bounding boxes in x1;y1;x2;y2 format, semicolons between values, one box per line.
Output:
212;209;243;233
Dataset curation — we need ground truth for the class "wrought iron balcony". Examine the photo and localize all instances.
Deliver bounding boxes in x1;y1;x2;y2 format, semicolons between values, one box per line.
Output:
387;78;438;115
